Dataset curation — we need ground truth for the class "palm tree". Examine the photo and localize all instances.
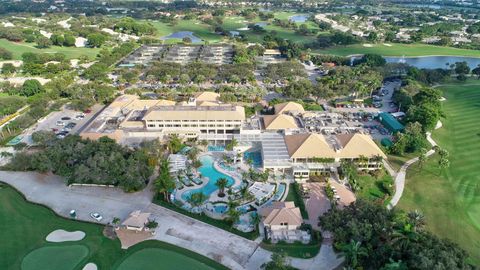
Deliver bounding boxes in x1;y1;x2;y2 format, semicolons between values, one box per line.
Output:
216;178;229;197
251;212;261;231
407;210;425;232
342;240;367;268
226;208;241;225
187;192;207;208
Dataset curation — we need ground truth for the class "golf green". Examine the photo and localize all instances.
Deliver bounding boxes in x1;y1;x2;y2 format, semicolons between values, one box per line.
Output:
21;245;89;270
398;81;480;265
116;248;218;270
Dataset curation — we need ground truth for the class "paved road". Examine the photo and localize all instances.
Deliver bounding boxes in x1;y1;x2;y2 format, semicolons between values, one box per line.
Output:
0;170;343;270
388;131;438;209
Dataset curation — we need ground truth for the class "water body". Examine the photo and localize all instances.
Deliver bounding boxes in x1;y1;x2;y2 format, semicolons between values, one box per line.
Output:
161;31;202;43
385;56;480;69
254;22;268;27
289;14;309;23
229;30;240;37
404;4;442;9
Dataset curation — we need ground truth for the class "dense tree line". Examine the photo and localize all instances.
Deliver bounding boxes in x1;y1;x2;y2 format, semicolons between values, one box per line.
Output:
0;95;26;117
320;200;473;270
4;135;154;192
114;17;156;36
145;62;255;84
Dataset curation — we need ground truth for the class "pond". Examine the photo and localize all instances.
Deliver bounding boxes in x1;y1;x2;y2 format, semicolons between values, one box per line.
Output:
289;14;309;23
385;56;480;69
161;31;202;43
254;22;268;27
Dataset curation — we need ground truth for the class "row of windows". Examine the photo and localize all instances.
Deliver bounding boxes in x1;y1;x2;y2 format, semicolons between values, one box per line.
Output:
147;120;242;123
147;124;241;128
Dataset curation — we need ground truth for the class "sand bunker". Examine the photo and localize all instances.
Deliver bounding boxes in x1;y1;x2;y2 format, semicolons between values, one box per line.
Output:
383;43;393;47
363;44;373;47
46;230;85;242
82;263;97;270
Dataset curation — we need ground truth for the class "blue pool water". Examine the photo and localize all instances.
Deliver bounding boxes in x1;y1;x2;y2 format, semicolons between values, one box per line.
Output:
161;31;202;43
289;14;309;23
208;145;225;152
244;151;263;167
181;155;234;200
254;22;267;27
213;203;228;214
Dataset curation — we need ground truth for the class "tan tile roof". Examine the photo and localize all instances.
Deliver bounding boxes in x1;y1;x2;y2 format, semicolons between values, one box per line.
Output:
259;201;303;227
263;114;298;130
284;133;386;159
193;91;220;102
337;133;387;159
285;133;337;159
122;210;151;228
274;102;305;115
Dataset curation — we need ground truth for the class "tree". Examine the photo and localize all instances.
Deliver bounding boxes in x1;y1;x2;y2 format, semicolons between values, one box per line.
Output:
418;148;428;169
155;159;176;202
167;135;182;154
472;64;480;79
187;192;207;207
0;48;12;60
454;61;470;76
63;34;76;47
1;63;16;75
438;148;450;169
262;252;291;270
182;37;192;44
36;36;52;48
87;33;107;48
407;210;425;232
225;139;238;151
50;34;65;46
20;79;44;97
215;178;229;197
354;54;386;67
145;219;158;229
342;240;368;268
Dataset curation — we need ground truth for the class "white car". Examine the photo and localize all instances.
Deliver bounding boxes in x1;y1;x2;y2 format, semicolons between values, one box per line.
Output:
56;120;65;126
90;212;103;222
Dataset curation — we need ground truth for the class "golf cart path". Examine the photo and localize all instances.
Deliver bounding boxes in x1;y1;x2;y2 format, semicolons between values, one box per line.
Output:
387;130;439;210
0;171;342;270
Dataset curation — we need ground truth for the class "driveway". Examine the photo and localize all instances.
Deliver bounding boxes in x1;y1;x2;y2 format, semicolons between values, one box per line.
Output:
304;183;331;230
0;171;343;270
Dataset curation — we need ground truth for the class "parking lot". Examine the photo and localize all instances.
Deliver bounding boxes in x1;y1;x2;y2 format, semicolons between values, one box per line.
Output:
21;105;103;144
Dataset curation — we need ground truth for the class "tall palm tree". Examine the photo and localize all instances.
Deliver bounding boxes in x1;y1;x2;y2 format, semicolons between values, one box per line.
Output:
216;178;229;197
407;210;425;232
342;240;367;268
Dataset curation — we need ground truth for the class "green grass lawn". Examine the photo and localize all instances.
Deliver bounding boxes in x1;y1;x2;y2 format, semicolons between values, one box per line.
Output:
21;245;89;270
260;240;321;259
398;82;480;265
356;172;393;203
0;39;100;60
0;184;229;270
285;183;309;219
115;247;219;270
315;43;480;57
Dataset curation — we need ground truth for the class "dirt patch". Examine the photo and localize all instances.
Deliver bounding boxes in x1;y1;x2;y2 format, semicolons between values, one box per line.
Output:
103;225;117;240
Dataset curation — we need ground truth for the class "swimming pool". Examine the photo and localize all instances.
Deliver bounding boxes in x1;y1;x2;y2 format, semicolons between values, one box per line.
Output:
212;203;228;214
181;155;234;201
208;145;225;152
244;151;263;167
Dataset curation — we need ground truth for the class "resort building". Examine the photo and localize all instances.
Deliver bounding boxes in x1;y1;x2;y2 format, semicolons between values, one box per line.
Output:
259;201;310;243
284;133;386;181
81;92;244;144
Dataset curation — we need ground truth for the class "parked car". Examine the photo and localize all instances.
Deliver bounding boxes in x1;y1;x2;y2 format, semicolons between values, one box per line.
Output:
90;212;103;222
64;122;76;131
56;120;65;126
61;116;71;121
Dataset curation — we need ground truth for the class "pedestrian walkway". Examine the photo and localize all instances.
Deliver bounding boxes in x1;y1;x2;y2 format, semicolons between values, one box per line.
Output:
388;131;438;209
